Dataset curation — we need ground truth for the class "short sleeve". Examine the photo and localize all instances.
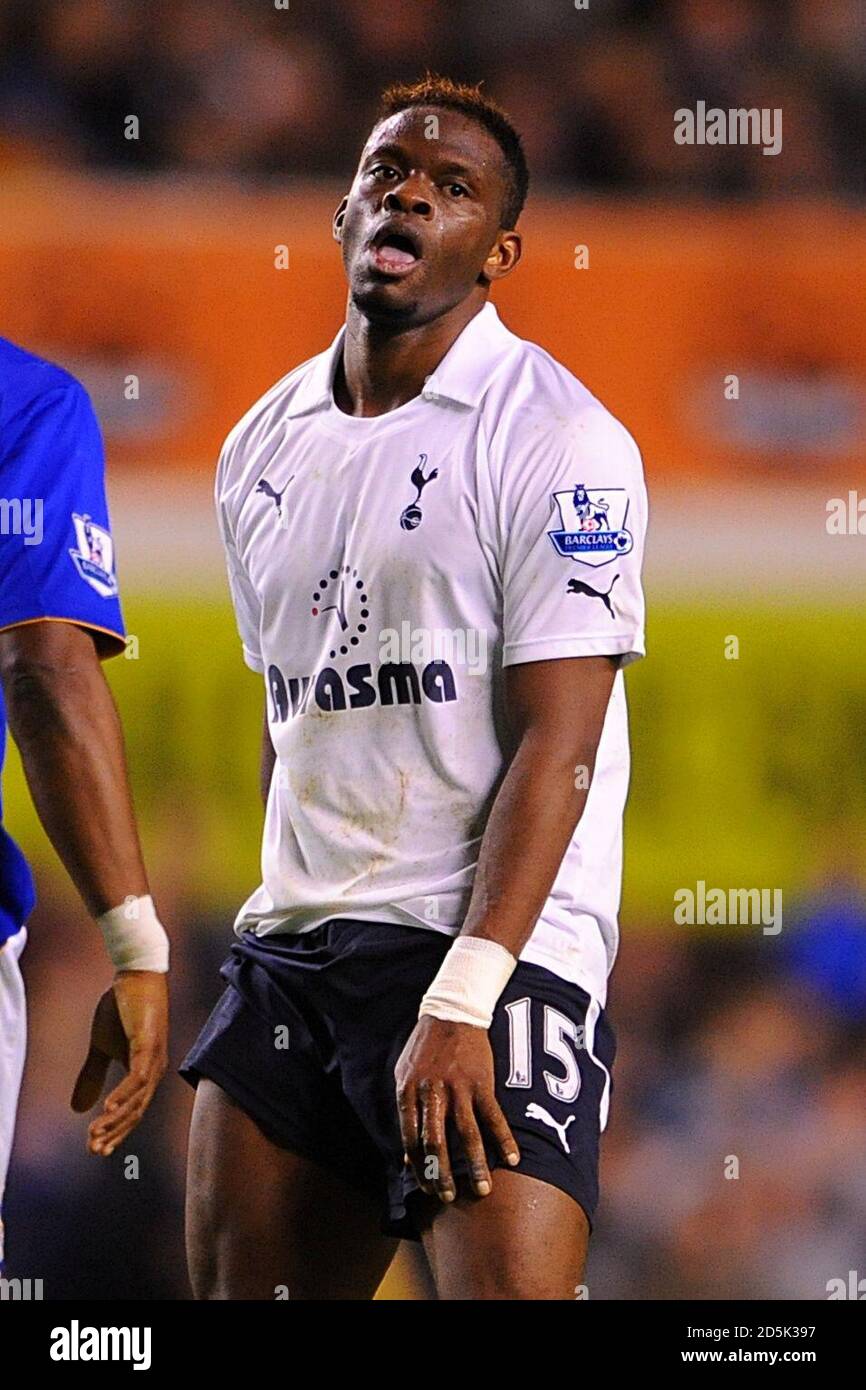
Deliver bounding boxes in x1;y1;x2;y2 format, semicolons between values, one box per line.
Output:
0;380;126;653
499;405;647;668
215;445;264;673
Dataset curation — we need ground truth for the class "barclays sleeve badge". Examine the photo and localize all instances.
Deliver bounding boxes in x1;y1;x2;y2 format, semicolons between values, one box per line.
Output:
69;513;118;597
547;484;633;568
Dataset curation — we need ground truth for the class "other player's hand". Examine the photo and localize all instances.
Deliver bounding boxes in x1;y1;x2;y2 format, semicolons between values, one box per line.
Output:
71;971;169;1156
395;1015;520;1202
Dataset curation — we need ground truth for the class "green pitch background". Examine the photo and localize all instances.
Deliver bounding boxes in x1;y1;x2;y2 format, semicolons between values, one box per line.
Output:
4;598;864;924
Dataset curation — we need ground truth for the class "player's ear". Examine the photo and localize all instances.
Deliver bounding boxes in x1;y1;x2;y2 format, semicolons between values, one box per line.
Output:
333;197;349;243
481;230;521;284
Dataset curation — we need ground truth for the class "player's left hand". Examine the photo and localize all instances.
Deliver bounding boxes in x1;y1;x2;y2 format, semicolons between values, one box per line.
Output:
395;1015;520;1203
71;971;169;1156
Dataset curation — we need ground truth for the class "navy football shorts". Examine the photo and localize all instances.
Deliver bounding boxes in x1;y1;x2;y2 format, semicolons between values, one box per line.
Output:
180;919;615;1239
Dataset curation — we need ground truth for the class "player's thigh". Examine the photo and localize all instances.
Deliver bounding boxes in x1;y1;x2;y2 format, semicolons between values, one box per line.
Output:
420;1168;589;1300
186;1079;398;1300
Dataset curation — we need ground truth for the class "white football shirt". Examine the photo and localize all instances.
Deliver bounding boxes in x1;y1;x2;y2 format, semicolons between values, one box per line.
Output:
217;303;647;1005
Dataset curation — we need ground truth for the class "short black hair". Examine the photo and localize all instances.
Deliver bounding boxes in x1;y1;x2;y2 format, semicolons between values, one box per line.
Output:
376;74;529;229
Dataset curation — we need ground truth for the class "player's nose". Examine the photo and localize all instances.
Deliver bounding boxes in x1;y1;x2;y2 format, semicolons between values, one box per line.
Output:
383;184;432;218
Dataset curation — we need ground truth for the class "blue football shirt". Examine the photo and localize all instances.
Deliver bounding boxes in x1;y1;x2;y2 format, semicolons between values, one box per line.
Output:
0;338;126;944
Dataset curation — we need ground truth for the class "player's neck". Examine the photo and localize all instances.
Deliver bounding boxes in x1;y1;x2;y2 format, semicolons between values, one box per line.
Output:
335;294;487;417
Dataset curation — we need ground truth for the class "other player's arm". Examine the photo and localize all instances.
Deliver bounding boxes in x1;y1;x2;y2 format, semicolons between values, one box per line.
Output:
0;620;169;1156
0;377;169;1158
395;654;617;1202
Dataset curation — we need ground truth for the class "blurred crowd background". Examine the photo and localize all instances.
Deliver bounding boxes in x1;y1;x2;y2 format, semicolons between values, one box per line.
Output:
0;0;864;197
2;0;865;1300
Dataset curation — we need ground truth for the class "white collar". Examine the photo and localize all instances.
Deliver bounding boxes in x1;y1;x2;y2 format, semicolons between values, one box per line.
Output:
282;301;516;419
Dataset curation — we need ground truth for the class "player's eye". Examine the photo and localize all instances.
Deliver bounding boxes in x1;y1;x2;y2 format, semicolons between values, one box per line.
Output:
446;182;469;198
368;163;399;181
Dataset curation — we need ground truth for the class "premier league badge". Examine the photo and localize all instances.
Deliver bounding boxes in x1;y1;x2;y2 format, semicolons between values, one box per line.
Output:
547;484;633;568
69;513;118;597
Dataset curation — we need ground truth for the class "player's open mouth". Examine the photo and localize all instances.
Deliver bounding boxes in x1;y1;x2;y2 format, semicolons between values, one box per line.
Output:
369;228;422;276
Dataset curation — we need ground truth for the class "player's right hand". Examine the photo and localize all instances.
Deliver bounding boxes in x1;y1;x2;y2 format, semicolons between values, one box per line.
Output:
71;970;169;1156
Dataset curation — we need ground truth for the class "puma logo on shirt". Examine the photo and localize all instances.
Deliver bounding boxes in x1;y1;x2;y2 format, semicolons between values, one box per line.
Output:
256;476;294;518
566;574;619;618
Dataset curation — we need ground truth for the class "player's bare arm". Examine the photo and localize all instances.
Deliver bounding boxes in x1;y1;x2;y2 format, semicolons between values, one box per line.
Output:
396;654;618;1202
0;619;168;1156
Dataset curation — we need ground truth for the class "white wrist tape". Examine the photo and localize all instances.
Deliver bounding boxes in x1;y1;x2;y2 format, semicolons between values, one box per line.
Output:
96;895;169;973
419;936;517;1030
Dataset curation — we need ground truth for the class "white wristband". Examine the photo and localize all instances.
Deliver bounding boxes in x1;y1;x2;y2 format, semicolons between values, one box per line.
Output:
419;936;517;1030
96;895;170;973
